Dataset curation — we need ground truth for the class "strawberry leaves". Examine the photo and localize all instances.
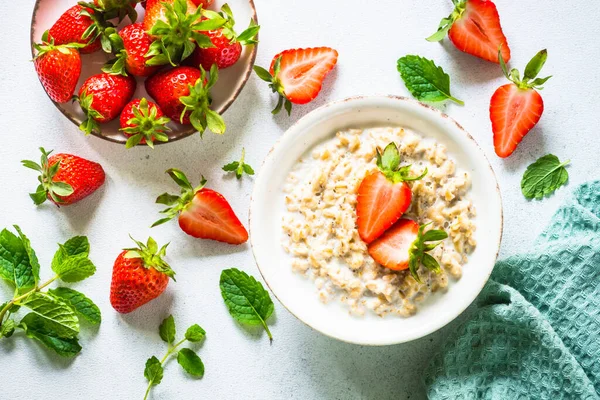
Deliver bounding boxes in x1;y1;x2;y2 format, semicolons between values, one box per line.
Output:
499;48;551;90
376;143;428;183
223;148;254;179
397;55;464;105
121;98;171;149
408;224;448;282
22;148;74;206
425;0;466;42
253;56;292;115
123;236;175;280
521;154;570;200
214;3;260;45
152;169;207;227
179;65;226;135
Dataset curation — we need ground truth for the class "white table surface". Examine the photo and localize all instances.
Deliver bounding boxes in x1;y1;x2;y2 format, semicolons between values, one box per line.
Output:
2;1;599;399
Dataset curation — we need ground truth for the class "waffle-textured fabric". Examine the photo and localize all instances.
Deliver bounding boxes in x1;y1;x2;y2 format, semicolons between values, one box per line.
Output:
424;181;600;400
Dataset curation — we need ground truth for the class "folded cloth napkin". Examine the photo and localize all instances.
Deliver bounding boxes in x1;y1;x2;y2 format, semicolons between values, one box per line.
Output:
424;181;600;400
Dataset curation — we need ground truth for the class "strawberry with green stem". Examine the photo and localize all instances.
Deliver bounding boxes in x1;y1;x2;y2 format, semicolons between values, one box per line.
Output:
491;48;551;158
189;4;260;70
110;236;175;314
153;169;248;244
368;219;448;282
22;148;105;206
145;64;225;135
143;0;226;66
357;143;427;244
48;4;111;54
222;148;254;179
253;47;338;115
33;31;84;103
102;23;161;77
120;98;171;148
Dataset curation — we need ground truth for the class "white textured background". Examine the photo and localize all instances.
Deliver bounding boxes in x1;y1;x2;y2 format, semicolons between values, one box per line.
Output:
1;1;599;399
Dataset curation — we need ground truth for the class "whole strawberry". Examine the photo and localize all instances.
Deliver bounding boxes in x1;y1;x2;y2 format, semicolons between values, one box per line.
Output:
143;0;226;66
120;98;171;148
33;31;83;103
77;73;137;135
145;65;225;135
110;236;175;314
189;4;259;70
490;49;551;158
22;148;105;206
103;23;160;77
48;4;106;54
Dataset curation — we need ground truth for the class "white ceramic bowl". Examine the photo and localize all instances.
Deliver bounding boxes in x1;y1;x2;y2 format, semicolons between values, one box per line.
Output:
30;0;258;145
250;96;503;346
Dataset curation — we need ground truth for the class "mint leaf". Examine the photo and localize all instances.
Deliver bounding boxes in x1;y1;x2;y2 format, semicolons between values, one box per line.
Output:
52;236;90;267
19;313;82;357
144;356;164;386
13;226;40;286
0;228;37;292
159;315;176;344
48;287;101;325
521;154;570;200
219;268;274;340
184;324;206;342
177;348;204;377
51;236;95;282
0;319;15;338
18;292;79;338
397;55;463;105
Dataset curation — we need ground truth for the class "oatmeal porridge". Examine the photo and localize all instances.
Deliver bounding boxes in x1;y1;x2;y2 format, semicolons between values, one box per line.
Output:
281;127;477;317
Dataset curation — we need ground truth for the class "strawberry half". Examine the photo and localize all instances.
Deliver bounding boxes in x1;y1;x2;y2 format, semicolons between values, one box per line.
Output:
22;148;105;206
427;0;510;64
33;31;83;103
253;47;338;115
102;23;160;77
189;4;260;70
110;236;175;314
143;0;226;66
356;143;427;244
152;169;248;244
368;219;447;282
491;49;551;158
120;98;171;148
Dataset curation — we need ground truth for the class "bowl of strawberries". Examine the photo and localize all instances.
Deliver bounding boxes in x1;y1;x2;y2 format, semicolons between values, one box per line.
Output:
31;0;258;147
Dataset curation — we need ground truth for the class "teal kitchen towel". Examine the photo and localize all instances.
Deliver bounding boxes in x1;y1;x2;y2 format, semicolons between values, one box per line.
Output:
424;181;600;400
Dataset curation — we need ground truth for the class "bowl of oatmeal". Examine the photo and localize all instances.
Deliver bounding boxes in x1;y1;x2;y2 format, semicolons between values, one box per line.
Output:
250;96;502;345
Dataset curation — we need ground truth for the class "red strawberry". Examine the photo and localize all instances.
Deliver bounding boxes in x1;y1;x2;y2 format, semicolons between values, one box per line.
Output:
356;143;427;244
143;0;225;66
191;0;213;7
189;5;259;70
103;23;160;77
152;169;248;244
253;47;338;115
491;49;550;158
22;148;105;206
145;65;225;134
77;73;137;135
368;219;447;282
120;98;171;148
48;5;104;54
427;0;510;64
33;31;82;103
110;236;175;314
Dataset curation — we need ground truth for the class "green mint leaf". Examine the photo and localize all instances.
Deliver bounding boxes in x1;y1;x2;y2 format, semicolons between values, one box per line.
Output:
219;268;274;340
397;55;464;105
0;319;15;338
521;154;570;200
144;356;164;385
18;292;79;339
48;287;101;325
159;315;176;344
0;227;37;292
53;256;96;283
13;226;40;287
19;313;82;357
184;324;206;342
177;348;204;377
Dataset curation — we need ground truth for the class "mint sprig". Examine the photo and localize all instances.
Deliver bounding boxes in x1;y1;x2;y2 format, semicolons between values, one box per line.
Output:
143;315;206;400
521;154;570;200
397;55;463;105
223;148;255;180
0;227;100;357
219;268;274;341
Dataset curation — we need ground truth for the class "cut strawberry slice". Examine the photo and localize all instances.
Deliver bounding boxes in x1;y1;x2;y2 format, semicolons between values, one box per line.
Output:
253;47;338;115
368;219;447;282
152;168;248;244
490;49;550;158
427;0;510;63
356;143;427;244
